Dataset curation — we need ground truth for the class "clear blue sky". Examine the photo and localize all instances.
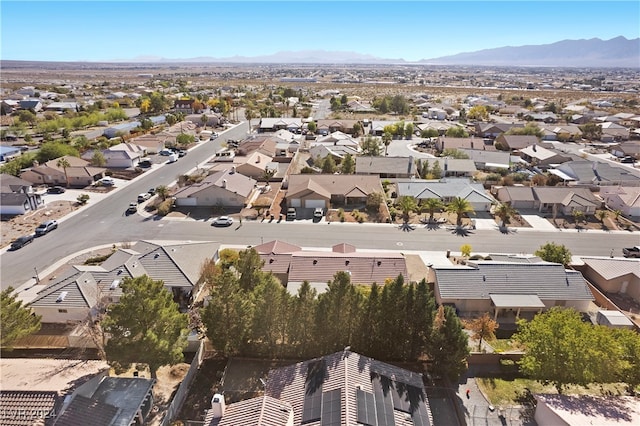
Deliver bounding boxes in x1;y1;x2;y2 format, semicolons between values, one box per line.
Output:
2;1;638;62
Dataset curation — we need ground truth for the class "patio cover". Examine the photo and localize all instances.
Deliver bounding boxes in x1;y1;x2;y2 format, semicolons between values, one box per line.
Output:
548;169;575;181
490;294;546;309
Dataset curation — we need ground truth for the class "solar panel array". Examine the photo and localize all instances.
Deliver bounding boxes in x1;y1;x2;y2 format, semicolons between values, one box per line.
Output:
372;376;396;426
356;388;378;426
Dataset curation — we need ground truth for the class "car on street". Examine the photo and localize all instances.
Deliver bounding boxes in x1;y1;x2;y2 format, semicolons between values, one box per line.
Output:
47;186;66;194
35;220;58;236
159;148;173;156
100;177;115;186
178;150;187;157
137;192;151;203
211;216;234;227
10;234;34;250
313;208;324;222
622;246;640;258
126;203;138;214
210;132;219;140
148;188;156;195
286;208;296;221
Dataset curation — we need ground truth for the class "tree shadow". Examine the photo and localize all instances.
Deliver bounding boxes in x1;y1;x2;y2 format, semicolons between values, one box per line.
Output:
425;222;441;231
399;222;416;232
451;226;474;237
497;225;518;235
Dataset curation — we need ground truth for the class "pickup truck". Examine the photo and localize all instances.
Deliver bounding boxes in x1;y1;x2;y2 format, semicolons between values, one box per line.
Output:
622;246;640;258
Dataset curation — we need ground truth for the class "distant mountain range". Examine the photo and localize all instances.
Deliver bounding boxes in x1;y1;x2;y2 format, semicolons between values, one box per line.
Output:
118;37;638;68
419;36;640;68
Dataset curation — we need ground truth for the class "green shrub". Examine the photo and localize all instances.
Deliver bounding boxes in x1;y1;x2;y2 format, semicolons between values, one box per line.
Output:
157;199;174;216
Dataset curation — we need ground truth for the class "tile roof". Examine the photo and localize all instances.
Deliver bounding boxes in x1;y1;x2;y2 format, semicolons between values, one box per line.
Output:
396;178;493;203
355;156;417;176
288;251;407;288
556;160;640;184
287;174;383;199
29;271;99;309
265;350;431;426
173;169;256;199
0;391;59;426
434;262;594;301
54;395;119;426
205;395;293;426
580;257;640;280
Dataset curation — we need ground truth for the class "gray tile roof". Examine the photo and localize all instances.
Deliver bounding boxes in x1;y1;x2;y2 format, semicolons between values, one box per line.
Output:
0;391;59;426
579;257;640;280
29;272;98;309
355;156;418;176
396;178;493;203
55;395;119;426
265;350;431;426
434;262;594;301
556;160;640;184
205;395;293;426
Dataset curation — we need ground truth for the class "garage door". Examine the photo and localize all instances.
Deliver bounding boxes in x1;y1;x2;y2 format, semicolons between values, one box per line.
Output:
176;197;197;207
290;199;302;208
304;199;325;209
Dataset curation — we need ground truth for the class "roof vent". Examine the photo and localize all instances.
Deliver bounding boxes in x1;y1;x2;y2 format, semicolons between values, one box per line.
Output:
222;179;227;188
269;258;274;263
345;260;350;266
377;261;382;266
117;269;123;275
154;253;160;259
110;279;120;290
56;291;68;303
313;259;317;265
483;275;486;282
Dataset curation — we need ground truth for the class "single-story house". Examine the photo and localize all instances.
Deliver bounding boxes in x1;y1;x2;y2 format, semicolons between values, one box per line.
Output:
599;122;630;142
258;117;303;133
286;174;384;211
0;173;43;215
18;99;43;112
185;112;222;128
495;134;540;151
103;121;141;139
236;135;278;157
355;156;418;178
128;134;167;153
610;141;640;160
254;240;409;295
206;151;276;180
575;257;640;305
552;160;640;186
461;149;511;170
205;350;432;426
369;120;400;136
55;377;155;426
20;156;105;188
435;137;484;152
540;124;582;142
308;143;360;164
26;240;220;322
0;358;110;425
315;119;362;135
430;158;477;178
44;102;78;112
495;186;600;215
313;131;361;150
81;142;146;169
174;169;256;208
396;178;494;212
475;123;524;139
433;260;594;320
599;186;640;218
0;145;21;161
518;144;570;168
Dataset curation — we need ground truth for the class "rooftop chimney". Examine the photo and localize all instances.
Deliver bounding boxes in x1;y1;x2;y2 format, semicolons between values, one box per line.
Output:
211;394;226;418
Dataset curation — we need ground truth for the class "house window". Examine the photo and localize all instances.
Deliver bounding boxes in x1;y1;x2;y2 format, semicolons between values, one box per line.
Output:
58;309;68;313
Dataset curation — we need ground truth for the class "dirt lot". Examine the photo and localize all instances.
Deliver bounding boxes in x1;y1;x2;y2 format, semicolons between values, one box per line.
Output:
1;200;79;249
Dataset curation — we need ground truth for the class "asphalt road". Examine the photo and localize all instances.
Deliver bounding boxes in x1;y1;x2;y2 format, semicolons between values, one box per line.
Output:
2;121;639;289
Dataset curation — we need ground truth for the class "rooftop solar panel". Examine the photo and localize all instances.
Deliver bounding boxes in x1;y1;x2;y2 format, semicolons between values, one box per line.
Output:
356;389;378;426
372;376;395;426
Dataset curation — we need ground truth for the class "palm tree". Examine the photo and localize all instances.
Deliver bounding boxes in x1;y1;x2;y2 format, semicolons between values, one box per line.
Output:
395;196;417;224
262;168;276;186
494;203;517;227
56;157;71;187
596;210;608;224
446;197;475;226
421;198;443;223
245;108;254;133
155;185;169;201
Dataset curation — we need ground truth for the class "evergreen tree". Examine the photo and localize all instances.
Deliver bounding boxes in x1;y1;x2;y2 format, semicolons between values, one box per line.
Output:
341;153;355;174
430;305;470;381
102;276;188;378
358;283;383;358
1;287;41;349
251;275;290;357
237;248;265;292
289;281;318;357
315;272;363;353
407;279;435;360
202;270;253;356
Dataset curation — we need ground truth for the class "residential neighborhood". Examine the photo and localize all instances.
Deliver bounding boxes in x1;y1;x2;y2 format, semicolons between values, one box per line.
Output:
2;56;640;426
